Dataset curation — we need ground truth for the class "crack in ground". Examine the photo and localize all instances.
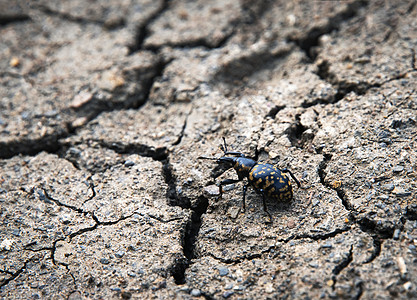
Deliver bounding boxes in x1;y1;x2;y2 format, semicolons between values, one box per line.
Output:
0;13;30;26
128;0;170;54
0;259;31;288
290;0;368;60
0;130;68;160
211;44;293;89
206;226;352;265
331;245;354;290
32;3;124;29
95;140;168;161
1;51;168;161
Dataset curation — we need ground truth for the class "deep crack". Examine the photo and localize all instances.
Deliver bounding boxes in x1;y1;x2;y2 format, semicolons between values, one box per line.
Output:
332;245;354;285
291;0;368;60
128;0;170;53
0;259;31;288
171;196;209;285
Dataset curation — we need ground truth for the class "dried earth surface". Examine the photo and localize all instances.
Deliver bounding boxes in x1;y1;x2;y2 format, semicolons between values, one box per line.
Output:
1;0;416;299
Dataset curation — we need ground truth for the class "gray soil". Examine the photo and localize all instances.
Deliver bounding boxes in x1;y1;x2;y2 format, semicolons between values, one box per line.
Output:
1;0;416;299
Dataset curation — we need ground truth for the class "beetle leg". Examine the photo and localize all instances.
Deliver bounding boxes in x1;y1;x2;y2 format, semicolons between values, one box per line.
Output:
242;183;249;212
218;178;240;198
223;151;245;157
259;189;272;223
281;169;301;188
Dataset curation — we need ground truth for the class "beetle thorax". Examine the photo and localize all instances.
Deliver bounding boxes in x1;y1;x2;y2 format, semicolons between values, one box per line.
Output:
233;157;256;179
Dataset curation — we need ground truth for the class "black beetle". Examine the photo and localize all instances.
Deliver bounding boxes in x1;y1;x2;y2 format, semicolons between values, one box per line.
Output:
199;138;300;220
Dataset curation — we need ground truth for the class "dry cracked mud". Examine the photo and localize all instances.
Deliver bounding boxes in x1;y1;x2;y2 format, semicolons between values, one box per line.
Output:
1;1;416;299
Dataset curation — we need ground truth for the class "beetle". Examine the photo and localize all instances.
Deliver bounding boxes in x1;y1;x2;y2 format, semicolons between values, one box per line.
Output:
199;138;300;221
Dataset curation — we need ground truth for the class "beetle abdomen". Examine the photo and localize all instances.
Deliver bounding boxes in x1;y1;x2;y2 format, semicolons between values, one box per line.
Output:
249;163;293;201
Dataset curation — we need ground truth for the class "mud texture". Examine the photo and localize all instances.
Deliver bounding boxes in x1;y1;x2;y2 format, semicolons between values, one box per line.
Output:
1;1;416;299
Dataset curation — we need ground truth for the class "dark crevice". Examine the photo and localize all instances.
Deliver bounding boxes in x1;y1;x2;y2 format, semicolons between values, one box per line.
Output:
68;58;168;129
405;204;417;220
33;4;124;29
316;59;382;102
41;188;90;217
183;196;209;260
285;116;310;148
161;157;191;209
290;0;368;60
411;48;417;70
332;245;353;275
128;0;170;54
171;196;209;285
208;226;351;265
301;97;334;108
1;58;168;160
295;226;352;241
363;236;382;264
0;130;67;159
171;106;192;147
0;14;30;26
211;45;293;88
357;217;396;239
317;153;354;213
0;259;30;288
266;105;285;119
97;140;168;161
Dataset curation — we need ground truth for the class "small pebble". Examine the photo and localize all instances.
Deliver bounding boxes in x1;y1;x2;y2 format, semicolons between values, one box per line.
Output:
218;266;229;276
100;258;110;265
404;281;413;291
190;289;201;297
203;185;220;197
396;256;407;278
225;283;233;290
321;243;333;249
223;291;234;298
392;187;411;197
393;229;401;240
124;160;135;167
382;184;395;192
392;165;404;173
115;250;125;258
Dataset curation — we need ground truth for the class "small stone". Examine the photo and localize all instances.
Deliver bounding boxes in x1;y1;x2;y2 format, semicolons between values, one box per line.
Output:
218;266;229;276
10;57;20;67
228;207;240;219
393;229;401;240
203;185;220;197
68;147;82;157
392;187;411;197
128;272;136;277
225;283;233;290
404;281;412;291
0;238;15;251
392;165;404;173
321;243;333;249
223;291;234;298
115;250;125;258
382;184;394;192
190;289;201;297
378;194;389;200
100;258;110;265
327;279;334;287
124;160;135;167
70;91;93;108
72;117;88;128
396;256;407;278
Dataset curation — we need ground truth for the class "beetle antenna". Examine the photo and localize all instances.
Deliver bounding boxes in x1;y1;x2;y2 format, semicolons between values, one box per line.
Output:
198;156;218;161
222;137;228;153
